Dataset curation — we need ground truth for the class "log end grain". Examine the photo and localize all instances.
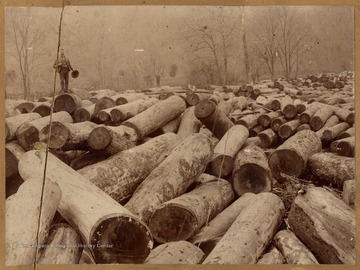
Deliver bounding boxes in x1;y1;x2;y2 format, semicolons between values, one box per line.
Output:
16;124;40;151
39;122;70;149
74;108;91;122
186;93;200;106
115;97;128;106
54;93;81;114
110;109;124;123
278;125;293;139
98;111;110;123
283;104;297;119
87;127;112;150
268;149;304;179
195;100;216;119
310;116;325;131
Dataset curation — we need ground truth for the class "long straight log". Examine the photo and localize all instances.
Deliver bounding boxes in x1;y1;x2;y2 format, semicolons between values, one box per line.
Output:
310;106;334;131
125;134;212;224
308;152;355;187
203;193;285;264
288;186;355;264
268;130;321;179
257;246;285;264
149;180;233;243
54;93;82;114
79;133;180;203
177;106;202;139
236;111;265;129
211;125;249;177
123;95;186;139
73;104;95;122
297;123;311;132
5;112;42;142
18;150;153;264
93;97;116;119
322;122;350;142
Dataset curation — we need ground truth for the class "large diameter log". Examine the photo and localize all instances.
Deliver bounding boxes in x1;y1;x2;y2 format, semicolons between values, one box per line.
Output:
37;223;83;264
314;115;339;138
54;93;82;114
249;125;264;137
39;121;98;150
123;95;186;139
87;125;138;155
73;104;95;122
195;100;234;139
337;126;355;139
145;241;204;264
232;145;273;196
309;106;333;131
278;119;301;139
6;179;61;266
336;136;355;157
322;122;350;142
243;136;262;147
177;106;202;139
5;142;25;178
125;133;213;224
211;125;249;177
18;151;153;264
257;246;285;264
31;102;51;117
16;111;73;151
110;98;159;123
149;180;233;243
288;186;355;264
185;93;212;106
258;128;278;148
258;110;282;128
342;180;355;209
308;152;355;187
190;193;257;252
268;130;321;179
78;133;180;203
273;230;319;264
203;193;285;264
5;112;42;142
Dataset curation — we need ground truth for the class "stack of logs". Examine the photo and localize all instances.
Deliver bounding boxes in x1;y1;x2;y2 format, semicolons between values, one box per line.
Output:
5;71;355;265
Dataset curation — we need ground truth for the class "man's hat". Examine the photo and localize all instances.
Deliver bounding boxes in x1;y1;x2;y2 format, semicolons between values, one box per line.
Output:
71;70;79;78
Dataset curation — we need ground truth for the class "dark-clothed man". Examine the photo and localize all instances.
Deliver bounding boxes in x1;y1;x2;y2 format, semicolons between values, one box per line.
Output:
53;49;73;93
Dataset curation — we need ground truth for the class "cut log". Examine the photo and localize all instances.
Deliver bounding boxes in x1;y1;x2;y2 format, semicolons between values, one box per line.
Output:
217;100;233;116
73;104;95;122
37;223;83;264
336;136;355;157
309;106;333;131
211;125;249;177
322;122;350;142
39;121;98;150
288;186;355;264
6;178;61;266
145;241;204;264
258;128;278;148
342;180;355;209
195;100;234;139
123;95;186;139
109;98;159;123
5;112;42;142
281;96;297;119
330;137;354;153
314;115;340;138
5;141;25;178
232;145;273;196
257;110;282;128
79;133;179;203
54;93;82;114
149;180;233;243
271;116;287;132
113;93;147;105
293;99;307;113
6;172;24;199
336;126;355;139
125;134;212;224
273;230;319;264
249;125;264;137
268;130;321;179
297;123;311;132
278;119;301;139
87;125;138;155
333;107;355;125
257;246;285;264
199;127;220;149
93;96;116;119
243;136;262;147
18;150;153;264
15;101;35;113
203;193;285;264
16;111;73;151
177;106;202;139
308;152;355;187
186;93;212;106
300;102;323;124
31;102;51;117
70;151;111;170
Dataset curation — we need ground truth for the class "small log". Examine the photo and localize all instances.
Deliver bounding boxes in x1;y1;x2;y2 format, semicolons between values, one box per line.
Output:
39;121;98;150
5;141;25;178
300;102;323;124
281;96;297;119
257;246;285;264
333;107;355;125
308;152;355;187
5;112;42;142
268;130;321;179
177;106;202;139
271;116;287;132
123;95;186;139
322;122;350;142
288;186;355;264
93;96;116;119
37;223;83;264
278;119;301;139
54;93;82;114
297;123;311;132
273;230;319;264
232;145;273;196
113;93;147;105
186;93;212;106
6;178;61;266
149;180;234;243
336;126;355;139
314;115;340;138
336;136;355;157
342;180;355;209
6;172;24;199
258;110;282;128
145;241;204;264
31;102;51;117
310;106;334;131
211;125;249;177
258;128;278;148
73;104;95;122
203;193;285;264
125;134;213;224
16;111;73;151
249;125;264;137
79;133;179;203
18;150;153;264
236;112;264;129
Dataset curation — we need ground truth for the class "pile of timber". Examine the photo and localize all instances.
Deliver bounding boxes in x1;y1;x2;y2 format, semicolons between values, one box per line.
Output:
5;71;355;265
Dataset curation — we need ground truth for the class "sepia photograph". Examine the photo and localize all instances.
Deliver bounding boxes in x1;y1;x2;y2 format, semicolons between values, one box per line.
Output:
3;1;356;267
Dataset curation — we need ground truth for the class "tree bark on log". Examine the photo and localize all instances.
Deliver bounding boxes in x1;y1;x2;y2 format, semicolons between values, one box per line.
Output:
177;106;202;139
74;104;95;122
273;230;319;264
6;178;61;266
232;145;273;196
54;93;82;114
330;137;353;153
258;111;282;128
288;186;355;264
322;122;350;142
217;100;233;116
144;241;204;264
308;152;355;187
211;125;249;177
243;136;263;148
157;116;181;134
268;130;321;179
5;112;42;142
125;134;212;224
5;141;25;178
310;106;334;131
18;150;153;264
257;246;285;264
258;128;278;148
342;180;355;209
149;180;233;243
293;99;307;113
123;95;186;139
203;193;285;264
231;96;247;111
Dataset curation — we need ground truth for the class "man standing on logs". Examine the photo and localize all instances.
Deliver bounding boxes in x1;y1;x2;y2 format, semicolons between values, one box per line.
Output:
53;49;73;93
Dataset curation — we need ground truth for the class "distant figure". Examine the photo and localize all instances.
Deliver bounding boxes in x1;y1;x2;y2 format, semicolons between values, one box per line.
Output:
53;49;73;93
